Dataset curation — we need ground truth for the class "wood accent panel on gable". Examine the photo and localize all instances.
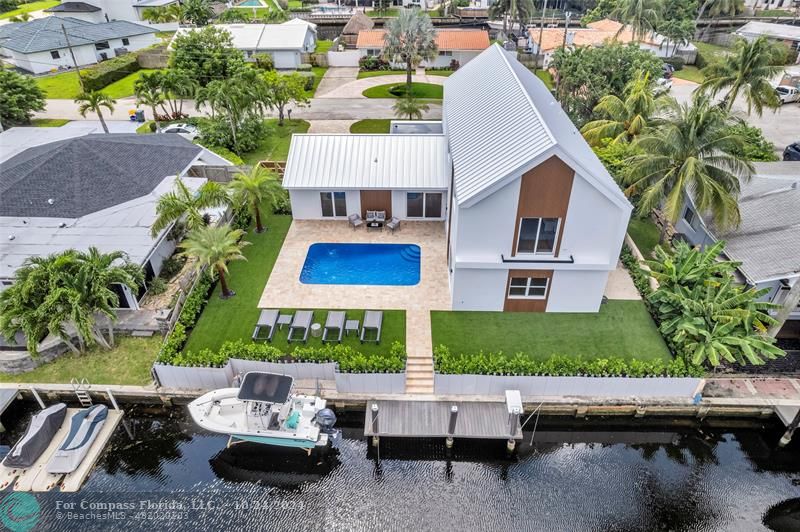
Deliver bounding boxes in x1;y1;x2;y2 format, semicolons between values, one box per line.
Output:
360;190;392;219
510;156;575;257
503;269;554;312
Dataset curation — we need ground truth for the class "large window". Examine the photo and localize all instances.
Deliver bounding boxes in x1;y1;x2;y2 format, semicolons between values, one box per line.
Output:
122;38;130;46
50;50;60;59
517;217;560;255
320;192;347;217
508;277;549;299
407;192;443;218
95;41;110;50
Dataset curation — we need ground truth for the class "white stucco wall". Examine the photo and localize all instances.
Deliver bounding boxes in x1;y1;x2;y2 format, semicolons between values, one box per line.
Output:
547;270;610;312
451;268;508;311
147;233;177;277
93;0;140;21
271;50;302;69
451;177;519;262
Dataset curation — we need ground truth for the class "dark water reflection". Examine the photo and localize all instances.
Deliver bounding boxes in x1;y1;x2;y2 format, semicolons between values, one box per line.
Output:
2;404;800;531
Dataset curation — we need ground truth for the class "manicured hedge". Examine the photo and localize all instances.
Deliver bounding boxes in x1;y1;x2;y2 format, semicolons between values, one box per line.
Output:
433;345;704;377
81;54;141;92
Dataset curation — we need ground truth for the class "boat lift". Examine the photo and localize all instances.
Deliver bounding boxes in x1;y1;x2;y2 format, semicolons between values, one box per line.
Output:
0;381;124;493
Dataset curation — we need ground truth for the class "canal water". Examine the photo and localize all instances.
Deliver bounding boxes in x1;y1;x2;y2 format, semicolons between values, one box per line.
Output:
2;404;800;531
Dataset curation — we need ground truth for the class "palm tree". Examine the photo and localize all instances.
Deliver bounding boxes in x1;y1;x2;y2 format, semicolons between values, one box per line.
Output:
180;225;250;299
581;70;660;146
228;166;282;233
74;91;116;133
134;78;166;131
393;94;430;120
383;10;438;93
610;0;662;42
697;0;743;39
489;0;535;35
699;37;782;116
151;177;230;238
624;94;753;242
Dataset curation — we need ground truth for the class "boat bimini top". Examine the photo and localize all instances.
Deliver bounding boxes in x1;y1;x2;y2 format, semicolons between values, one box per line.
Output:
237;372;293;404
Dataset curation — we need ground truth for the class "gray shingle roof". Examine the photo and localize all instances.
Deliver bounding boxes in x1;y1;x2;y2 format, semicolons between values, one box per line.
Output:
0;16;155;54
710;162;800;282
0;134;202;218
44;2;102;12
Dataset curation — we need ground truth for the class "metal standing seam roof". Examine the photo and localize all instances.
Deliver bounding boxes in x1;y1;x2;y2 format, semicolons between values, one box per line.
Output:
443;43;631;209
282;134;451;190
736;21;800;41
0;16;156;54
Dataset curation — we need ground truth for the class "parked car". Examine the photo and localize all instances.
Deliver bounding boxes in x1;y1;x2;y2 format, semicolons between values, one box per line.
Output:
776;85;800;104
158;123;199;140
655;77;673;94
662;63;675;79
784;142;800;161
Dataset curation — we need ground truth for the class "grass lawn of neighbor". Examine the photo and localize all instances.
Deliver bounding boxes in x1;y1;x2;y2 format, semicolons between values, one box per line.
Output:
431;300;671;362
29;118;70;127
103;69;163;99
362;82;443;99
672;66;704;84
36;71;83;99
627;217;661;258
0;0;59;19
308;66;328;97
0;336;161;385
350;119;391;133
315;40;334;54
239;119;310;165
536;70;554;89
183;211;405;355
367;8;399;16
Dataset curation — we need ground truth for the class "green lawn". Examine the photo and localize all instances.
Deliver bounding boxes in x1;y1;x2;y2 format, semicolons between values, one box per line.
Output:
536;70;554;90
240;119;310;165
183;211;405;355
357;70;453;79
0;336;160;385
350;119;391;133
431;300;671;362
426;70;454;77
102;69;163;99
755;8;793;16
0;0;59;19
308;66;327;97
694;41;729;64
29;118;70;127
672;65;704;83
628;217;661;258
35;71;83;99
315;40;335;54
367;7;400;16
362;82;443;99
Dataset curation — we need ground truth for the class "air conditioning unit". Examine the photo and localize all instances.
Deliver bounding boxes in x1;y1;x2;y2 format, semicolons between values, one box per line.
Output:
114;47;129;56
99;52;108;60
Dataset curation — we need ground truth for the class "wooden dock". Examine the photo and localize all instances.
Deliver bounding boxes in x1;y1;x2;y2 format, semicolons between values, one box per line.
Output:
363;400;522;441
0;389;18;416
0;408;123;493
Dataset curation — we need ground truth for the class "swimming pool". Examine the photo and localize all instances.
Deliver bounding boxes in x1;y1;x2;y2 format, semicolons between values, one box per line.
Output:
237;0;264;6
300;243;421;285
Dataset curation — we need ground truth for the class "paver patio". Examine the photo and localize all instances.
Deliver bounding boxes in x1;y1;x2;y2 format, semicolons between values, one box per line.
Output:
258;220;451;394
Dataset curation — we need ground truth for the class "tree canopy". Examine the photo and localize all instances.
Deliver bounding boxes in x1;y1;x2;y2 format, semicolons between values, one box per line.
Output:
0;69;45;128
170;26;246;86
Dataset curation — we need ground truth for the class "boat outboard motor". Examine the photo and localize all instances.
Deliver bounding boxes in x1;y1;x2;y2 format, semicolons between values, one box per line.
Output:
315;408;337;434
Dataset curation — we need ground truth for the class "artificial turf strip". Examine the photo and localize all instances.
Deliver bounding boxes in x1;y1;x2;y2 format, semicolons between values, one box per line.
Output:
430;300;672;363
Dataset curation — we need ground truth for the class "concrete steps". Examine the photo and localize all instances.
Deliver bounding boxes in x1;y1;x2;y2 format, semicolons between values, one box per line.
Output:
404;309;436;394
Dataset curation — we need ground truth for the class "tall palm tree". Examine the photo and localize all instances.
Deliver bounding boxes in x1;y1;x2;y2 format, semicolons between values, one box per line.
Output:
489;0;535;35
581;70;660;145
134;77;166;131
610;0;662;42
180;225;250;299
74;91;116;133
383;10;438;93
699;37;783;116
697;0;743;39
393;95;430;121
151;178;230;238
228;166;282;233
624;94;753;242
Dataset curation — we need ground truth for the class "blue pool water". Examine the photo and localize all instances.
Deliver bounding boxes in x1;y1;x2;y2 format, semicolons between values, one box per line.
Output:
300;243;421;285
238;0;263;5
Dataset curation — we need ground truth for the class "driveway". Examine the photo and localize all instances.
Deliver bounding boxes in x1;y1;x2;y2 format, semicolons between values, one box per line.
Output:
670;76;799;153
314;67;359;97
316;74;446;99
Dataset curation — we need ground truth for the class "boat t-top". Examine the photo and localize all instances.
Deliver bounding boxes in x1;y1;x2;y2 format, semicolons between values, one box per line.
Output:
187;372;337;452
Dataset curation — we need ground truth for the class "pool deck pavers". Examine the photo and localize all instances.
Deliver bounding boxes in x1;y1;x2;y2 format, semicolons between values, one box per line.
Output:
258;220;451;394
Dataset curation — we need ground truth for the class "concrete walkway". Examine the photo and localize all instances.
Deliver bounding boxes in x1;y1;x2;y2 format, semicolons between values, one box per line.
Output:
316;74;446;99
405;310;435;394
314;67;359;97
307;120;356;133
604;261;641;300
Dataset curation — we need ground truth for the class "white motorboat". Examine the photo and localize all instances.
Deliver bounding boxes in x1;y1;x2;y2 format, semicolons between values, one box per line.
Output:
188;372;337;451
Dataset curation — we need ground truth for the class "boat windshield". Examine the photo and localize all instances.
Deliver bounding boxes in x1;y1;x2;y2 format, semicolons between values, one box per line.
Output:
237;372;293;404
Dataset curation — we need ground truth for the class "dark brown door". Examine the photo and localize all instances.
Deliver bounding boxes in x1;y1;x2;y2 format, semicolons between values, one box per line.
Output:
360;190;392;219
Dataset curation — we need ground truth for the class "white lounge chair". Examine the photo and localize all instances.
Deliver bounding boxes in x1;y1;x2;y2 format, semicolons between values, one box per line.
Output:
287;310;313;343
252;309;279;342
322;311;346;343
360;310;383;344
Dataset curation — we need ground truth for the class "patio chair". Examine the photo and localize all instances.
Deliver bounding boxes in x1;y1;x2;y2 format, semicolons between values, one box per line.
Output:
375;211;387;223
287;310;313;343
252;309;280;342
322;311;346;343
360;310;383;344
366;210;378;223
348;213;364;230
385;217;401;233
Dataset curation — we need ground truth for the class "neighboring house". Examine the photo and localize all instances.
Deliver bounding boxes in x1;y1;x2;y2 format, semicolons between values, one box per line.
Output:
527;19;697;67
0;131;232;309
340;11;374;48
675;161;800;338
283;44;632;313
735;21;800;61
170;20;317;69
0;16;157;74
356;29;491;68
44;0;180;24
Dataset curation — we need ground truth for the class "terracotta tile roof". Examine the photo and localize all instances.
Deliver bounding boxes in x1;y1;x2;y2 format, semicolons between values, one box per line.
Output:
586;18;624;33
528;19;658;53
356;29;490;51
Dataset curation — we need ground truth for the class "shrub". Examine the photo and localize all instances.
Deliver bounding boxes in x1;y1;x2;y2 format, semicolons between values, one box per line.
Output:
199;116;265;153
149;121;158;132
664;56;684;71
159;255;186;280
0;0;18;13
81;53;141;92
253;53;274;71
196;143;245;165
148;277;167;295
449;59;460;71
726;122;778;162
359;55;391;72
297;63;312;72
297;71;315;91
231;204;253;231
157;273;213;363
273;191;292;215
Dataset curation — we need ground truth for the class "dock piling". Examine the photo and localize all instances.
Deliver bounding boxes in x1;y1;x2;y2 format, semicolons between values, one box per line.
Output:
779;408;800;448
30;387;46;410
371;403;379;447
446;405;458;448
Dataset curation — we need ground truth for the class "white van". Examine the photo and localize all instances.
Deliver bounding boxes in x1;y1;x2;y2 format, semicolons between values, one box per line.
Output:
776;85;800;104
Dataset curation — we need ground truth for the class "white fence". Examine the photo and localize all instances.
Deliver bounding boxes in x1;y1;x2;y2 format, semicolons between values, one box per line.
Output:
327;50;361;67
434;374;703;398
153;360;399;394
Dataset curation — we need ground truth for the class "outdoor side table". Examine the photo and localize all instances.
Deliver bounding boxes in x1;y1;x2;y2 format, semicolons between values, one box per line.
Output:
310;323;323;337
345;320;360;336
277;314;293;330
